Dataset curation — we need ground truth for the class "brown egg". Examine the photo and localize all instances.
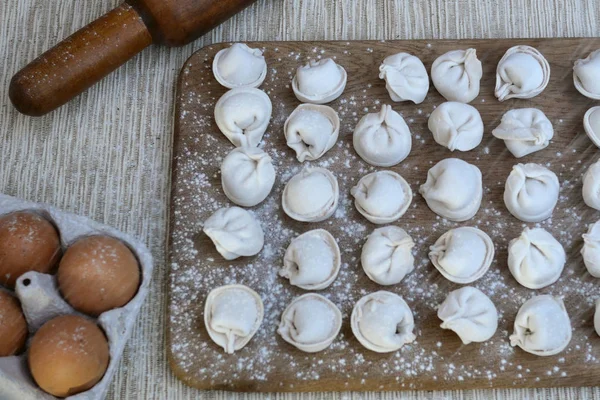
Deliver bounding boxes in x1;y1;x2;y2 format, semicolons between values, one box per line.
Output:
57;235;140;316
0;211;61;289
28;315;109;397
0;290;28;356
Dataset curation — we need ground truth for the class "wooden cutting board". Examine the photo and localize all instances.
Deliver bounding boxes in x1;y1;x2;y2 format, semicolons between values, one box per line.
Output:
168;38;600;392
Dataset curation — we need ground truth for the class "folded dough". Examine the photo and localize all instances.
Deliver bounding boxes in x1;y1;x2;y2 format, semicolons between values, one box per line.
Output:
379;53;429;104
574;49;600;99
213;43;267;89
582;221;600;278
221;147;276;207
428;102;483;152
583;161;600;210
292;58;347;104
584;106;600;148
492;108;554;158
431;48;482;103
503;163;559;222
361;226;415;285
595;299;600;337
284;104;340;162
351;170;412;224
495;45;550;101
282;167;339;222
203;206;264;260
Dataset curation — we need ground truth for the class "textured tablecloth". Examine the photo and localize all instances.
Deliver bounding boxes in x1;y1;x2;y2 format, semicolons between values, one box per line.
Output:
1;0;599;399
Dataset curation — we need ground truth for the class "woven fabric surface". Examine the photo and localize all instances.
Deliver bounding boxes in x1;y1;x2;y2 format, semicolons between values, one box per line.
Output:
1;0;599;399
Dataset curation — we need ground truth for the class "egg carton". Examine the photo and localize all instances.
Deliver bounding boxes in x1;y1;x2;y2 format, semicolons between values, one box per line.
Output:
0;193;153;400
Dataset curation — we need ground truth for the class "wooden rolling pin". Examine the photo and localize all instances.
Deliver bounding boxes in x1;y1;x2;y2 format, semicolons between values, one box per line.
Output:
9;0;259;116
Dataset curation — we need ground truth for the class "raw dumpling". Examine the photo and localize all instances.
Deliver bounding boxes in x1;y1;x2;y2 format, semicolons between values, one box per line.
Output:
428;102;484;151
431;49;482;103
429;227;494;284
508;227;565;289
351;171;412;224
584;106;600;148
280;229;341;290
292;58;347;104
213;43;267;89
438;286;498;344
284;104;340;162
419;158;483;221
282;167;339;222
203;207;264;260
495;45;550;101
574;49;600;99
503;163;559;222
582;221;600;278
351;291;416;353
379;53;429;104
361;226;415;285
277;293;342;352
510;295;571;356
353;105;412;167
583;161;600;210
492;108;554;158
204;285;264;354
595;299;600;337
214;88;272;147
221;147;276;207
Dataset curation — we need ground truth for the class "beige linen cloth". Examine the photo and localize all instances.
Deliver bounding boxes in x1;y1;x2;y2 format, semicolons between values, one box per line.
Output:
1;0;599;399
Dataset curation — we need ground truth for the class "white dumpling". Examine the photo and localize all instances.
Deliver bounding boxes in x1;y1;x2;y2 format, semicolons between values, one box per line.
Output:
378;53;429;104
492;108;554;158
280;229;341;290
582;221;600;278
203;206;264;260
508;227;565;289
284;104;340;162
574;49;600;99
282;167;339;222
353;105;412;167
595;299;600;337
361;226;415;285
510;295;571;356
220;147;276;207
429;227;494;284
351;291;416;353
495;45;550;101
292;58;347;104
277;293;342;352
351;171;412;224
583;161;600;210
213;43;267;89
431;48;482;103
503;163;559;222
204;285;264;354
584;106;600;148
419;158;482;221
437;286;498;344
428;102;483;151
214;88;272;147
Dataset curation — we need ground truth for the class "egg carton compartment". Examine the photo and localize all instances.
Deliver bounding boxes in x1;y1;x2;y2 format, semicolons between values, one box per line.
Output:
0;193;153;400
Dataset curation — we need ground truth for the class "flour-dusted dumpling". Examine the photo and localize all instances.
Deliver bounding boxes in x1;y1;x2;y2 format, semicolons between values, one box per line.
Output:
419;158;482;221
203;207;264;260
277;293;342;352
492;108;554;158
213;43;267;89
510;295;571;356
280;229;341;290
595;299;600;337
429;227;494;284
221;147;276;207
584;106;600;148
508;228;565;289
428;102;483;151
574;49;600;99
214;88;272;147
361;226;415;285
353;105;412;167
292;58;347;104
582;221;600;278
204;285;264;354
503;163;559;222
438;287;498;344
351;291;416;353
284;104;340;162
583;161;600;211
378;53;429;104
431;49;482;103
282;167;339;222
351;171;412;224
495;45;550;101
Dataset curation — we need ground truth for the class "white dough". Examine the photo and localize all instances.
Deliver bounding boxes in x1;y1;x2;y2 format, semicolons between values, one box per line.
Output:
351;291;416;353
419;158;483;221
431;48;483;103
509;295;571;356
379;53;429;104
204;285;264;354
584;106;600;148
282;167;339;222
583;161;600;210
292;58;347;104
582;221;600;278
595;299;600;337
495;45;550;101
280;229;341;290
351;170;412;224
284;104;340;162
203;207;264;260
361;226;415;285
220;147;275;207
503;163;559;222
574;49;600;99
214;88;272;147
212;43;267;89
492;108;554;158
428;102;484;152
